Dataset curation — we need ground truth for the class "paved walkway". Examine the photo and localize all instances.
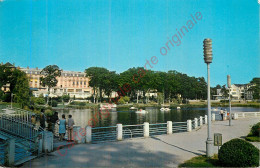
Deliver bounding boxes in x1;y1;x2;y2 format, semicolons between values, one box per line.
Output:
22;117;260;168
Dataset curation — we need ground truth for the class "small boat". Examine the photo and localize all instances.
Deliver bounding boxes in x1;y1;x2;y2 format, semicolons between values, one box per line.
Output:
135;109;147;113
160;108;165;111
164;108;170;111
177;106;181;110
130;107;137;110
212;108;218;111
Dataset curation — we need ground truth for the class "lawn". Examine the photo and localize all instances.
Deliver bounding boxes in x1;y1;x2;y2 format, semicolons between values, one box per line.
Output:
179;155;219;167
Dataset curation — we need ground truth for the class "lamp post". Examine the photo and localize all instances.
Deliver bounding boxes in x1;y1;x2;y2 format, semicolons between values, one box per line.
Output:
227;75;232;126
203;38;213;157
11;93;15;109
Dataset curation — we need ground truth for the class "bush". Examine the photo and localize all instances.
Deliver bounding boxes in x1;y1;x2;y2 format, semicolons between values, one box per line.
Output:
118;97;125;104
79;102;86;106
218;138;259;167
45;109;53;116
251;122;260;136
50;100;58;107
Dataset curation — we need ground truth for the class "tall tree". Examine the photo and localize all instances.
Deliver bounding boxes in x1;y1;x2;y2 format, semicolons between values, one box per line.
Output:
221;85;229;99
249;78;260;100
13;72;30;108
85;67;110;103
40;65;61;105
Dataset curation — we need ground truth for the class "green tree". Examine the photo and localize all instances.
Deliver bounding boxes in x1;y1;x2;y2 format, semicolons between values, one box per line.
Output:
221;85;229;99
62;94;70;103
13;71;30;108
249;78;260;100
40;65;61;105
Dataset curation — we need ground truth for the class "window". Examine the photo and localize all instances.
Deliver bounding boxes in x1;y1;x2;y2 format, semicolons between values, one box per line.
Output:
84;81;86;85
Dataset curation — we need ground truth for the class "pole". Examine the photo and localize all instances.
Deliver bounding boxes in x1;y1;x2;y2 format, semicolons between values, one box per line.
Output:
11;93;13;109
229;88;231;126
206;63;213;157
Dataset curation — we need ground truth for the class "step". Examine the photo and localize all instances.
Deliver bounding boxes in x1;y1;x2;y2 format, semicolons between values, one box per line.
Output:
14;155;37;166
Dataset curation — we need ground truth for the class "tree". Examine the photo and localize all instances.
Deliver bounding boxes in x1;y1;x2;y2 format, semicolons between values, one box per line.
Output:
40;65;61;105
12;71;30;108
249;78;260;100
221;85;229;99
85;67;111;103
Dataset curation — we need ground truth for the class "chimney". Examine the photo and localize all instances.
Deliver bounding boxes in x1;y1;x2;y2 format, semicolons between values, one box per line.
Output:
27;66;29;69
36;67;38;70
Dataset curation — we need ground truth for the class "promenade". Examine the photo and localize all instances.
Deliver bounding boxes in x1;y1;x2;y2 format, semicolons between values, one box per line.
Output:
22;117;260;168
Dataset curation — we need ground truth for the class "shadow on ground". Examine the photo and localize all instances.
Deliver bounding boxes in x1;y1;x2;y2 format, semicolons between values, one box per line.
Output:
22;140;180;167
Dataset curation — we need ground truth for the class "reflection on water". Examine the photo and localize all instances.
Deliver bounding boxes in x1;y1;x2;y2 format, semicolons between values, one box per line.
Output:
56;107;259;128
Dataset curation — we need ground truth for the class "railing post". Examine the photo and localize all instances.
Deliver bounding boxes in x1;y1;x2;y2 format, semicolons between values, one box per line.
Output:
200;116;203;126
234;113;238;120
205;115;207;124
212;113;215;121
4;139;15;167
86;126;92;143
167;121;172;134
117;124;123;141
143;122;149;138
194;118;198;129
255;112;257;117
242;113;245;118
187;120;192;132
37;133;43;155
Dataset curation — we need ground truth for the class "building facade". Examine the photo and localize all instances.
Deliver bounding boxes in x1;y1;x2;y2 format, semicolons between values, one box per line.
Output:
19;67;92;99
213;84;254;100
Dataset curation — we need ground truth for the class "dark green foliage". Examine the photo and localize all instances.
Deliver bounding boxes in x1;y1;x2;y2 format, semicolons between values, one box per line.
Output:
79;102;86;106
219;138;259;167
249;78;260;100
62;95;70;102
48;100;58;107
251;122;260;136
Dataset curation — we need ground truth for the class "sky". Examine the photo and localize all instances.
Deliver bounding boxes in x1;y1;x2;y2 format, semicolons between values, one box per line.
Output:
0;0;259;86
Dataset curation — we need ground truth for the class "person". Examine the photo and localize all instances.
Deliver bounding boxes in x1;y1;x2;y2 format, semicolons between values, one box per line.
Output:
31;114;36;125
59;114;66;141
40;109;46;129
220;108;224;121
67;114;75;142
51;112;59;134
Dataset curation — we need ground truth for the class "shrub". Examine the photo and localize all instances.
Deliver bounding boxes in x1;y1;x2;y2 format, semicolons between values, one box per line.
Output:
45;109;53;116
79;102;86;106
251;122;260;136
50;100;58;107
218;138;259;167
118;97;125;104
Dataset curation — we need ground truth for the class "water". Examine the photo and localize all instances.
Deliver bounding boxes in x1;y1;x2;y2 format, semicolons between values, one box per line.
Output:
56;107;259;128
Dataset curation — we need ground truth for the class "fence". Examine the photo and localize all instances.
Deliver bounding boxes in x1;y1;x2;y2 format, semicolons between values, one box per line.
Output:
235;112;260;119
81;112;260;144
0;107;44;166
86;114;211;144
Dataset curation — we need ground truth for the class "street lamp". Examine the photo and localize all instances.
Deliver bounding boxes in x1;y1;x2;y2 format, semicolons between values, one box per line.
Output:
11;93;15;109
203;38;213;157
227;75;232;126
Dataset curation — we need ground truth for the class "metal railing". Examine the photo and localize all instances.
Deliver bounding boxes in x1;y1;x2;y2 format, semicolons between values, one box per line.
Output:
0;107;43;166
236;112;260;118
123;124;144;139
172;122;187;132
91;126;117;143
0;114;43;141
149;123;167;136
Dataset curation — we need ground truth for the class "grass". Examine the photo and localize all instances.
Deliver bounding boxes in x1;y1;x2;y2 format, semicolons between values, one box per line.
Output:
179;155;220;167
245;132;260;142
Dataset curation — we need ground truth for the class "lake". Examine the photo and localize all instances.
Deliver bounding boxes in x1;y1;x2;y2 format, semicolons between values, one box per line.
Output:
56;107;259;128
